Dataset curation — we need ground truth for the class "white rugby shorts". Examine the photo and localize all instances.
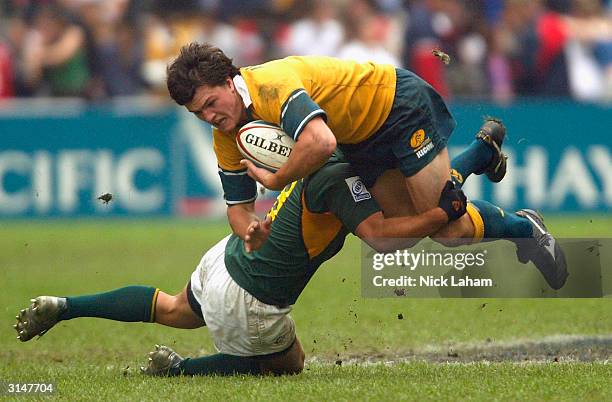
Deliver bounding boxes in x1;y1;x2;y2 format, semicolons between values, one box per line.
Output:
190;235;296;357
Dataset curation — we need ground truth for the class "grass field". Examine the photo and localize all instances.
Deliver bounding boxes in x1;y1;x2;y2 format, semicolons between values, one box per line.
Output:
1;215;611;401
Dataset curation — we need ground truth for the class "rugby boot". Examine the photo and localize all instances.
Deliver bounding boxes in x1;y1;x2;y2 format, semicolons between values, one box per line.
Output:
475;118;508;183
140;345;184;376
515;209;569;290
14;296;67;342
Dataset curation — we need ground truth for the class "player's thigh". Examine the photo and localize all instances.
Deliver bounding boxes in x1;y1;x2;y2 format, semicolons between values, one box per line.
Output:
403;148;451;213
370;169;417;218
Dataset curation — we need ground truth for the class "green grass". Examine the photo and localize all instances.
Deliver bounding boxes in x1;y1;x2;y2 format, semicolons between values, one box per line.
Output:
1;362;610;401
1;215;611;401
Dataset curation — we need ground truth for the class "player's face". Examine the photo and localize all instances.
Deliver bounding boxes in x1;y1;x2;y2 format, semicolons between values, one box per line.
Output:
186;78;246;132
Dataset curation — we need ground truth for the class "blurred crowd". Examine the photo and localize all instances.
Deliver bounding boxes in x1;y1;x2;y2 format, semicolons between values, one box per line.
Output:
0;0;611;103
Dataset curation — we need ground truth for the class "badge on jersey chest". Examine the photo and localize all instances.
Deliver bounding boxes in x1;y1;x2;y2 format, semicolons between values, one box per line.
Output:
345;176;371;202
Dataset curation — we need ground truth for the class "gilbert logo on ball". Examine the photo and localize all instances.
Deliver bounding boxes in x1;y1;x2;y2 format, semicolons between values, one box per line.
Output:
236;121;295;171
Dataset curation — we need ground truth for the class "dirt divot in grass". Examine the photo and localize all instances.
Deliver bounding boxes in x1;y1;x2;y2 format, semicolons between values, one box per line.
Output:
309;334;612;365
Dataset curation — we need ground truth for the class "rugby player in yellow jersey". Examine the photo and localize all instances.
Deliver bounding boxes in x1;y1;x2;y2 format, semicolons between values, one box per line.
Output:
165;42;466;240
165;43;567;288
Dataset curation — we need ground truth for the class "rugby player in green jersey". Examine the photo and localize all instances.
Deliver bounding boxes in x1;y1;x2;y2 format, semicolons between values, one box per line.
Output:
14;157;469;376
14;146;567;375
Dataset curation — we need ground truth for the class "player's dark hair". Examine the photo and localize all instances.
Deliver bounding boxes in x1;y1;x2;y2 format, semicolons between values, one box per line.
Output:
166;42;240;105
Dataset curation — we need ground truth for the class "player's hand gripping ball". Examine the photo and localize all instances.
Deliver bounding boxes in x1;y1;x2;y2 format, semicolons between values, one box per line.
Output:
236;121;295;172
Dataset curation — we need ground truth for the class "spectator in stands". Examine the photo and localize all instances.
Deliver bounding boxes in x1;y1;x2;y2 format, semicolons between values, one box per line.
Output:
0;19;16;99
337;13;401;66
531;0;574;96
444;3;490;98
194;12;241;64
2;12;35;97
402;0;455;97
447;29;489;98
22;4;91;97
78;0;145;97
563;0;612;101
142;5;264;92
278;0;344;57
492;0;611;101
0;0;609;102
142;7;203;92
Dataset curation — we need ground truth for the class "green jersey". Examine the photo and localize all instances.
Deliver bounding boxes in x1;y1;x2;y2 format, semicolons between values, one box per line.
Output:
225;160;380;306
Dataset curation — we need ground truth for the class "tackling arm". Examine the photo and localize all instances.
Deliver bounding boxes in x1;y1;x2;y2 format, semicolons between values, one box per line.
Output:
355;208;449;252
227;202;259;240
354;180;467;252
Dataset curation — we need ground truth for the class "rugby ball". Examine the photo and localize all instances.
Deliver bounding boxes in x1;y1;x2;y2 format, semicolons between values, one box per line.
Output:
236;120;295;171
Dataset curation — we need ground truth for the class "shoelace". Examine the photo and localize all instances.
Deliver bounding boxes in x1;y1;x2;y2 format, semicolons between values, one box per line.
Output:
476;131;506;172
534;232;551;247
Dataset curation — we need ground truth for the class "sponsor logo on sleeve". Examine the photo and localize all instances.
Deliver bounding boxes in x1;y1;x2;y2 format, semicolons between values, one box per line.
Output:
410;129;434;159
345;176;371;202
410;129;426;148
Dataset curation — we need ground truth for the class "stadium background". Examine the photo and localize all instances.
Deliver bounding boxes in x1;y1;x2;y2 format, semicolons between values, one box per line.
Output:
0;1;611;400
1;0;611;218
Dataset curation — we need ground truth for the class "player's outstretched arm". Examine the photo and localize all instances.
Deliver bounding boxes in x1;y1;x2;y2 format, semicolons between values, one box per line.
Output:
241;117;336;190
356;209;447;252
227;202;259;240
355;181;467;252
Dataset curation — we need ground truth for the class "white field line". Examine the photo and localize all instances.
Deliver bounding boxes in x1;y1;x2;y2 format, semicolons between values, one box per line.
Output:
305;334;612;365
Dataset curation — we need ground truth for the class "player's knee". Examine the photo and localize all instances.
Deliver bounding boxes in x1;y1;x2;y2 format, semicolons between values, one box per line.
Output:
285;353;305;375
263;356;304;376
291;361;305;375
295;341;306;372
156;291;191;321
264;339;305;375
155;291;177;317
279;359;304;375
283;342;305;375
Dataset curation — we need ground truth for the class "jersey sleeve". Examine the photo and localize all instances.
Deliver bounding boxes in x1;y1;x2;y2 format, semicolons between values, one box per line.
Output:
241;64;326;141
213;127;257;204
304;163;380;233
280;89;327;140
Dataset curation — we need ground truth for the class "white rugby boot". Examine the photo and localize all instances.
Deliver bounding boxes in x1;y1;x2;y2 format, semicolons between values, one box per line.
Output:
14;296;67;342
515;209;569;290
140;345;184;376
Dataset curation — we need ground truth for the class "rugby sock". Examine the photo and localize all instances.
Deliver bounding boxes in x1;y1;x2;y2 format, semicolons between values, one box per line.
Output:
173;354;261;376
450;139;494;188
469;200;532;241
59;286;159;322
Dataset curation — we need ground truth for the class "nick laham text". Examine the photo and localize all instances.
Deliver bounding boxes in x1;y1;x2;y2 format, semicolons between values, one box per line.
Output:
373;275;494;288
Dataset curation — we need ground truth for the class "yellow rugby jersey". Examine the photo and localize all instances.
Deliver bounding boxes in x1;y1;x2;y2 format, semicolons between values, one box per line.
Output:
215;56;396;204
241;56;396;142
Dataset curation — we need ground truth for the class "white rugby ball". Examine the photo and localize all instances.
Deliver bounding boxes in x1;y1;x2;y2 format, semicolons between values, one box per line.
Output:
236;120;295;171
